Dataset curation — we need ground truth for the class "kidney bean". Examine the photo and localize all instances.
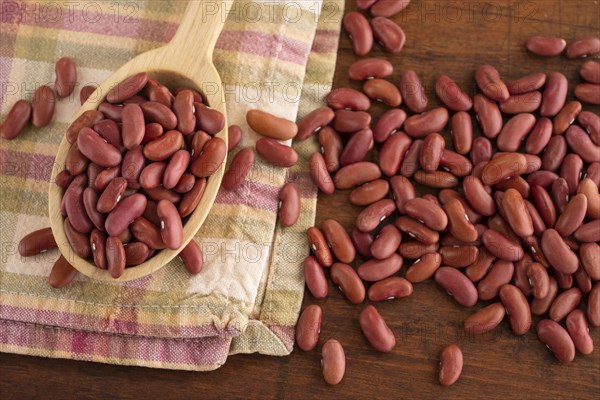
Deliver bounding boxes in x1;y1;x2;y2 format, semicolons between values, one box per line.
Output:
552;101;582;135
553;269;574;290
142;78;173;107
462;176;495;216
501;189;533;238
559;154;583;195
98;103;122;122
104;193;146;237
526;36;566;56
567;125;600;163
30;85;56;128
105;236;125;279
465;249;496;282
89;229;107;269
62;217;91;259
435;267;477;306
296;304;322;352
367;277;412;302
399;70;428;113
0;100;31;140
416;133;443;172
138;101;177;130
579;243;599;281
359;305;395;352
340;128;373;166
167;89;195;135
442;199;478;243
307;227;333;267
156;200;183;250
371;16;405;53
578;111;600;145
440;245;478;268
495;175;530;198
496;113;536;152
321;339;345;385
473;94;502;138
310;152;335;194
105;72;147;103
524;262;549;300
403;197;448;231
330;262;365;304
402;252;439;282
475;65;509;101
363;79;402;106
524;117;552;155
541;136;567;173
343;12;373;55
540;72;568;117
566;35;600;58
348;179;388;206
119;146;144;190
529;276;557;316
531;185;557;228
481;153;528;185
575;220;600;243
189;136;226;178
369;225;401;260
357;253;403;282
319;127;343;173
94;167;119;192
139;162;167;190
94;119;123;151
322;219;355;264
540;229;578;275
130;217;165;250
577;178;600;219
334;161;381;190
276;182;300;227
448;111;472;155
498;284;532;334
536;319;575;363
124;242;150;267
55;170;75;189
96;177;127;214
395;215;438;244
435;75;472;111
355;199;395;233
351;227;374;258
555;194;587;238
190;130;211;160
565;310;594;356
223;125;241;152
332;110;371;133
304;256;328;299
53;56;77;97
580;60;600;83
77;127;121;168
464;302;505;335
79;85;97;104
399;139;422;178
18;228;57;257
379;131;411;176
296;107;334;141
255;138;298;168
588;283;600;327
482;229;524;261
64;184;94;234
47;255;78;288
549;287;583;324
326;88;371;111
65;142;89;177
574;265;592;295
370;0;410;16
404;107;448;138
142;130;183;162
399;241;439;259
506;72;546;95
349;57;393;80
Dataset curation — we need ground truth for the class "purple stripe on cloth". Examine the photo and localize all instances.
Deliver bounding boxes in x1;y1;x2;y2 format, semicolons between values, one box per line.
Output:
0;305;241;338
286;170;318;198
1;1;177;43
0;149;55;182
215;30;312;65
0;319;231;367
311;29;340;53
216;180;280;213
267;324;295;352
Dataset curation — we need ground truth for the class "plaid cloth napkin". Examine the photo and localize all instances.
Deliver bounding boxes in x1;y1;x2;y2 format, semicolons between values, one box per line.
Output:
0;0;344;370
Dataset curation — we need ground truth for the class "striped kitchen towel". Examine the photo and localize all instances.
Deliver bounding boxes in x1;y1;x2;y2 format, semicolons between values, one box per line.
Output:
0;0;344;370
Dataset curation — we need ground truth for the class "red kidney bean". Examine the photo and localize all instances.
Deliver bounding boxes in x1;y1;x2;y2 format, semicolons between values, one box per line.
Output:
304;256;328;299
349;57;393;80
531;185;557;228
566;35;600;58
355;199;395;233
399;241;439;259
482;229;523;261
124;242;150;266
507;72;546;95
443;199;478;243
475;65;509;101
193;104;224;134
120;146;144;189
321;339;345;385
537;319;576;363
578;111;600;145
450;111;472;155
296;304;322;352
574;220;600;243
418;133;444;172
555;193;587;237
190;130;211;160
438;344;463;386
144;130;184;162
404;107;449;138
351;227;374;258
94;119;123;151
399;139;422;178
322;219;355;264
379;131;411;176
580;242;600;280
463;176;495;216
48;256;78;288
65;141;90;176
372;109;405;143
310;152;335;194
464;302;505;335
541;229;579;274
553;101;582;135
435;267;478;306
440;245;478;268
473;94;502;138
541;135;567;172
566;309;594;355
97;177;127;214
0;100;31;140
357;253;403;282
549;288;582;323
400;70;428;113
559;154;583;195
157;200;183;250
553;269;574;290
360;305;396;352
54;57;76;97
481;153;528;185
139;162;167;189
371;16;405;53
349;179;389;206
470;138;492;167
139;101;177;130
55;170;75;189
64;184;93;234
143;78;173;107
502;189;533;238
497;113;536;152
296;107;335;141
94;166;119;192
526;262;549;299
389;176;415;213
343;12;373;55
105;236;125;279
566;125;600;163
340;128;373;166
330;262;365;304
465;248;496;282
577;178;600;219
574;266;592;295
278;183;300;227
540;72;568;117
404;198;447;231
31;85;55;128
363;79;402;106
90;229;107;269
63;217;91;258
77;127;121;168
256;138;298;167
523;200;545;236
588;283;600;327
131;217;165;250
499;284;532;335
189;136;226;178
580;60;600;83
307;227;333;267
370;0;410;16
319;127;343;173
524;117;552;155
80;85;97;104
326;88;371;111
368;277;413;302
226;124;242;151
531;276;558;315
395;215;438;244
105;193;146;237
526;36;566;56
106;72;148;103
170;89;195;135
334;161;381;190
435;75;472;111
18;228;57;257
332;110;371;133
97;102;122;122
438;151;471;179
495;175;530;198
405;252;441;283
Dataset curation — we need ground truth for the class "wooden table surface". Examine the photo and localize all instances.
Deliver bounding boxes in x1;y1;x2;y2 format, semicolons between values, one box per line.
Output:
1;1;599;398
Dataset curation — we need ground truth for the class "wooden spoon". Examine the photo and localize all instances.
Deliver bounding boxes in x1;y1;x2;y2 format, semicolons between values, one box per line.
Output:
48;0;233;282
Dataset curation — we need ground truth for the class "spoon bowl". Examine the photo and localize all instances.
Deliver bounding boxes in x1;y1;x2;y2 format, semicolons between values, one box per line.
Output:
48;0;232;281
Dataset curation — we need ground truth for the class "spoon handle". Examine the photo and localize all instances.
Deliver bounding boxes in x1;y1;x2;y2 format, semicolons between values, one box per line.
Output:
167;0;234;62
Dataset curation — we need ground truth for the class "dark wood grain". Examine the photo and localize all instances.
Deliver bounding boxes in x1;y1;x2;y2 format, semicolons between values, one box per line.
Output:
1;1;599;398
